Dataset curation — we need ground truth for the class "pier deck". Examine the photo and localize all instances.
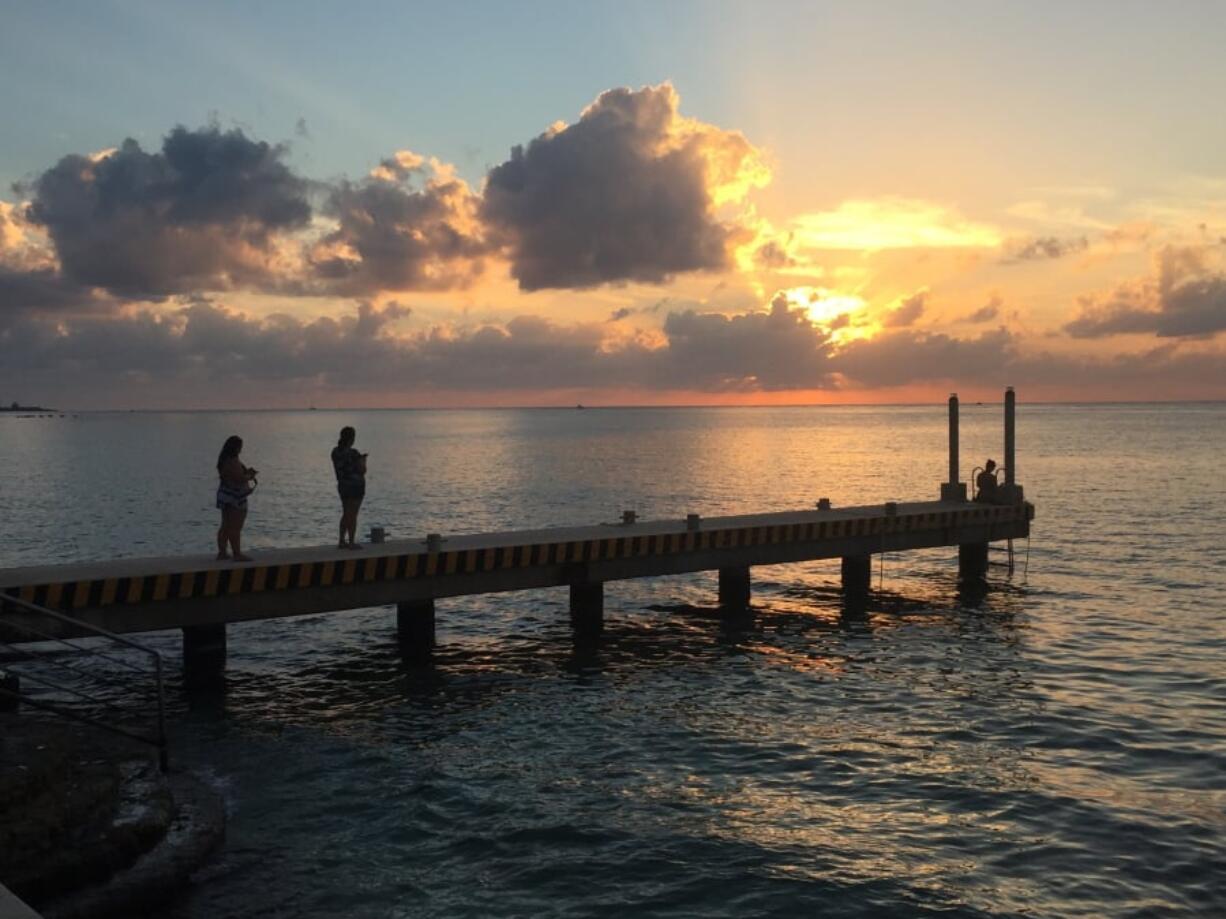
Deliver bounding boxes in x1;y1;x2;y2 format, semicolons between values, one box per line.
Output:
1;499;1032;645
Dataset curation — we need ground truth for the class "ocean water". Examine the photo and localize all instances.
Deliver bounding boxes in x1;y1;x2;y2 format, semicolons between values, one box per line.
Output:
2;403;1224;918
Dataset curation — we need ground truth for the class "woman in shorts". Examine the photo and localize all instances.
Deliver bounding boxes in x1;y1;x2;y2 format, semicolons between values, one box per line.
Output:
216;435;258;561
331;426;367;549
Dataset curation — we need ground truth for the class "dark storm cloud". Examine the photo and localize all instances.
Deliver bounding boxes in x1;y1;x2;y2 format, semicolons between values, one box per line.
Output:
1000;235;1088;263
1064;246;1226;339
883;291;927;328
0;267;95;318
21;126;311;297
480;84;756;291
311;164;489;294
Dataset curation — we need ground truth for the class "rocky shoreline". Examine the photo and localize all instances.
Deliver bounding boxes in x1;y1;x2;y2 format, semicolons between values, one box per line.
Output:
0;717;224;918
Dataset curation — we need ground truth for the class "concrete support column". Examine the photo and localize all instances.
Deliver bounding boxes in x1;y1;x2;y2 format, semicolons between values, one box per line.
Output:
182;623;226;684
841;555;872;594
569;582;604;633
959;543;989;583
0;670;20;712
397;599;436;657
718;566;751;610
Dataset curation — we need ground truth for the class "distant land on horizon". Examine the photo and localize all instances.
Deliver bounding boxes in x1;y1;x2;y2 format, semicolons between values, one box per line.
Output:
2;401;56;412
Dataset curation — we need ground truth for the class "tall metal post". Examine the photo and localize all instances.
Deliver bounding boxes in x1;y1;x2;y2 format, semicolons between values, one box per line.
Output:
949;393;959;485
1004;386;1016;487
940;392;967;501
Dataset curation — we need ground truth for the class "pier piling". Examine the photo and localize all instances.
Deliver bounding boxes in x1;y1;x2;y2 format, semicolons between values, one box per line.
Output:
958;543;989;583
182;624;226;685
718;566;752;610
397;599;436;656
0;670;19;712
841;555;872;595
569;581;604;632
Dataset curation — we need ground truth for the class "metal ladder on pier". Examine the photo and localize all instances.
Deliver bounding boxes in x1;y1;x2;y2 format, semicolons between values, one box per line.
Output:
0;593;169;771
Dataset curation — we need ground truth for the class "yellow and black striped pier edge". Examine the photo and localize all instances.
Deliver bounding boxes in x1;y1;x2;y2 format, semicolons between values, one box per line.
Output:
0;501;1033;614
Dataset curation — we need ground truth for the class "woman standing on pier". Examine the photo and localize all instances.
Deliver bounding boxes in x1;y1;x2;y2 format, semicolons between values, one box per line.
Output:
332;426;367;549
216;435;258;561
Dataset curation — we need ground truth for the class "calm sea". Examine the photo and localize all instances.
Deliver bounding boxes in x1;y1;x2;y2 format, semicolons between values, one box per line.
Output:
2;404;1224;918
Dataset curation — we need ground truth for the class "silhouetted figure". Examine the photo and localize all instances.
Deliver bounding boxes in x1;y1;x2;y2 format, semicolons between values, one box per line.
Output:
975;459;999;504
332;426;367;549
216;435;258;561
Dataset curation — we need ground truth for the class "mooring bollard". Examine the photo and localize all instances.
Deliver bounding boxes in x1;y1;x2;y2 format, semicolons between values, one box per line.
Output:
884;501;898;517
622;510;637;525
686;513;701;531
369;526;385;544
426;533;442;552
817;498;832;511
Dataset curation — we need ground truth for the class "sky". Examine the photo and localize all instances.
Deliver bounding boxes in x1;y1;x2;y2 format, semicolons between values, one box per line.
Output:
3;0;1226;408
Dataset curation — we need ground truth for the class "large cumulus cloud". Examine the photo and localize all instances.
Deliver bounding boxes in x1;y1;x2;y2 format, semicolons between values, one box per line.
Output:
1065;244;1226;339
310;154;489;294
21;125;311;298
481;83;767;291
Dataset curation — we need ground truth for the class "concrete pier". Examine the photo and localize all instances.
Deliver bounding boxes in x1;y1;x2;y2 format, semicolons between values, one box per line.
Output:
1;499;1032;649
0;388;1033;676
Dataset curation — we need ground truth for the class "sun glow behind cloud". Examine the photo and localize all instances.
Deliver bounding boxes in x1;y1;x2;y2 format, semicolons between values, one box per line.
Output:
774;285;870;344
791;198;1002;251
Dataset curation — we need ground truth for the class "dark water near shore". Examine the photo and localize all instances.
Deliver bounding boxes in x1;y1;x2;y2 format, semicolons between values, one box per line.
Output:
3;404;1225;917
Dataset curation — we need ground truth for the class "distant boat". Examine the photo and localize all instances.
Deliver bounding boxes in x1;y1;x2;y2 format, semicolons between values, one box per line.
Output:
309;406;318;411
2;401;54;412
575;404;585;410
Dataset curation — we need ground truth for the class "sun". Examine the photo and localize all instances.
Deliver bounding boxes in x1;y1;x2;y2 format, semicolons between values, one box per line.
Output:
775;286;869;342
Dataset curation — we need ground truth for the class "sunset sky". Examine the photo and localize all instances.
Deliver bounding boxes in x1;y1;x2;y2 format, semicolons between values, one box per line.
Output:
3;0;1225;407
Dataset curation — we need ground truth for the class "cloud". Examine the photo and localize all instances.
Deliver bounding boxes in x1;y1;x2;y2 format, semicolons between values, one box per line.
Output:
1064;244;1226;338
966;296;1001;323
659;296;834;390
882;290;927;328
311;153;489;294
831;328;1016;387
21;125;312;298
1000;235;1088;263
480;83;768;291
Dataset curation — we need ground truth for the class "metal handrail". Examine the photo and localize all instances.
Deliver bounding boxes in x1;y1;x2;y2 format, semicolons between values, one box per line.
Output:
0;592;168;771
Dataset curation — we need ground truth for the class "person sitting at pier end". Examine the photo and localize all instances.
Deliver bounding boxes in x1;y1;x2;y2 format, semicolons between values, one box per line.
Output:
332;426;367;549
216;435;258;561
975;459;999;504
